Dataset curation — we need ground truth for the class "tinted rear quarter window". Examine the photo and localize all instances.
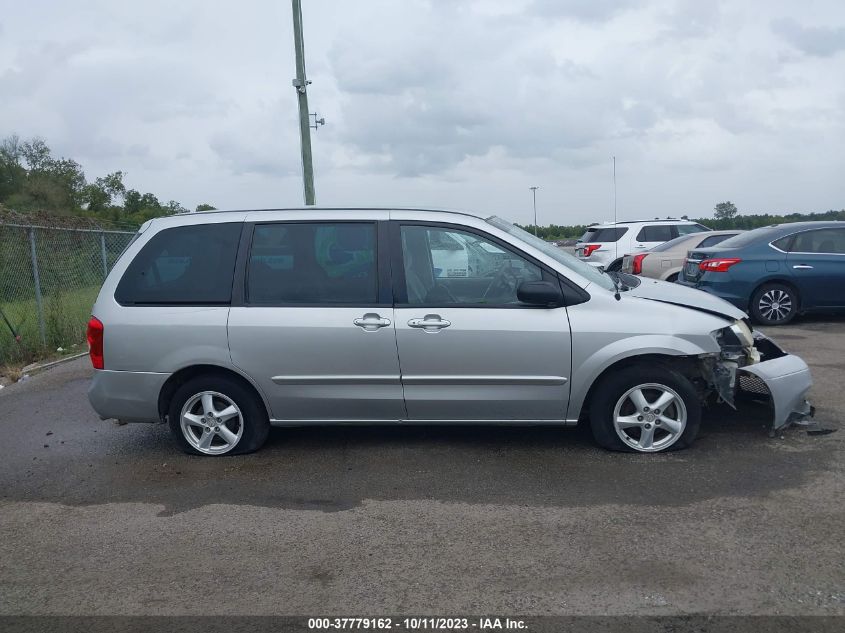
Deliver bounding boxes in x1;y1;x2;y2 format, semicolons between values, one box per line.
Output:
115;222;242;305
580;227;628;243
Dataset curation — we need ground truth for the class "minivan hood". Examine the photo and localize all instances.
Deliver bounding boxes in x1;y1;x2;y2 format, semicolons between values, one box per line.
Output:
626;278;747;321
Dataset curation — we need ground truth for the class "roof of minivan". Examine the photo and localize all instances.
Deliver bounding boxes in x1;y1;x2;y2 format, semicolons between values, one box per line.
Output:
176;206;489;219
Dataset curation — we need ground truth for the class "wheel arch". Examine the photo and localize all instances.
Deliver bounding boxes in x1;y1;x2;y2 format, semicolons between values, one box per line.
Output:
751;277;802;312
158;364;271;422
567;337;714;423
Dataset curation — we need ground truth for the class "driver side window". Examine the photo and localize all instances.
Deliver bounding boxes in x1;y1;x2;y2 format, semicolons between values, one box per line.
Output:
400;225;542;305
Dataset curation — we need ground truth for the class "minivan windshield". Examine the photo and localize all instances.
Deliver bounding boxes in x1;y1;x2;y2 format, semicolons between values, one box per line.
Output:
486;216;615;291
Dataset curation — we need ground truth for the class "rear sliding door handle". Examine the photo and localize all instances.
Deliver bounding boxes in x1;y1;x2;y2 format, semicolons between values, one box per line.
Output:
792;265;814;270
408;314;451;332
353;313;391;331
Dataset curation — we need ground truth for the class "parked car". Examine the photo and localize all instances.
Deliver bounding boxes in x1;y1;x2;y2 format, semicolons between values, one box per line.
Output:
87;208;812;456
621;230;743;281
678;221;845;325
575;219;710;271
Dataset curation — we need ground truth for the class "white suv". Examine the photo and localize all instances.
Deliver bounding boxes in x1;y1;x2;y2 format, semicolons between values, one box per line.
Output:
575;219;710;271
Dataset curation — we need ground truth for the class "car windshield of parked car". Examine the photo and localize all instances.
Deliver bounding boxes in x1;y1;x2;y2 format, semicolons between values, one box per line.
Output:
715;226;782;248
486;216;615;291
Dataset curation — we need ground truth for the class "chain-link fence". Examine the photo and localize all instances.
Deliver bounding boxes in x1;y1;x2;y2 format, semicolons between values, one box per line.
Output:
0;223;136;365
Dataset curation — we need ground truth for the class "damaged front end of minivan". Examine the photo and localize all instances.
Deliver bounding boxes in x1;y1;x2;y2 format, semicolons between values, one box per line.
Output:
699;320;814;431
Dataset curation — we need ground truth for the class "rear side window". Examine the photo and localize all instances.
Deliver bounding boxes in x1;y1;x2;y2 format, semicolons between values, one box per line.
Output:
115;223;242;305
580;227;628;243
247;222;377;304
698;233;738;248
636;225;674;242
790;229;845;254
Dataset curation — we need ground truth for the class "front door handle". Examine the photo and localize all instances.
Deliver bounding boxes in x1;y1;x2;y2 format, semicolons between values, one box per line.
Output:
353;313;391;331
792;265;814;270
408;314;451;332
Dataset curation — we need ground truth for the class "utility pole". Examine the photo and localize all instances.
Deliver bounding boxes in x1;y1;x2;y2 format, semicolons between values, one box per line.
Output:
292;0;315;205
529;186;539;236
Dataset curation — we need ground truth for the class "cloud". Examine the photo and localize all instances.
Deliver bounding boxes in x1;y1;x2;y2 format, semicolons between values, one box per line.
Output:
0;0;843;223
771;18;845;57
530;0;643;22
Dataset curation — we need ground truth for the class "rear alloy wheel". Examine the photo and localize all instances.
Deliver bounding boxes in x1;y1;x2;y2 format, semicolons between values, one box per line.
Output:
590;365;701;453
751;283;798;325
168;375;269;456
180;391;244;455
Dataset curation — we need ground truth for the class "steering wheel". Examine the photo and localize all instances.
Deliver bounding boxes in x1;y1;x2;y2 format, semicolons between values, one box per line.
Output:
482;266;518;302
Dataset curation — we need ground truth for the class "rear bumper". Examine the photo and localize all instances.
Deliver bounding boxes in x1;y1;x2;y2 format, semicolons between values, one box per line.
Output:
88;369;169;422
677;278;749;311
738;341;813;431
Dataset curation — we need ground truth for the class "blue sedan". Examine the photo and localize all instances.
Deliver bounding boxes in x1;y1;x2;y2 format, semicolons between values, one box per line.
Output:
678;221;845;325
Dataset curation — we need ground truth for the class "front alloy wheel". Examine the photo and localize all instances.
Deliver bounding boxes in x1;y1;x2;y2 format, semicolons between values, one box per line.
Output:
589;364;701;453
612;383;687;452
180;391;244;455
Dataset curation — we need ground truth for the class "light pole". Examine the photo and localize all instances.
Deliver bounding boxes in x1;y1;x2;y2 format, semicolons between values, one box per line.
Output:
529;186;539;236
291;0;321;205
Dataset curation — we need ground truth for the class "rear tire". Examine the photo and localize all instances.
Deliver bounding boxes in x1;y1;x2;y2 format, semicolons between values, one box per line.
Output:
589;364;700;453
168;375;269;456
750;282;798;326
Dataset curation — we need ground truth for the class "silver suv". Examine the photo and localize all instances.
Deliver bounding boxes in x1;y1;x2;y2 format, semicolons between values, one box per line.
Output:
87;208;813;455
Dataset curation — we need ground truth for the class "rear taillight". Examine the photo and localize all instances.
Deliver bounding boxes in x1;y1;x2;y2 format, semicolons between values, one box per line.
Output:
631;253;649;275
583;244;601;257
87;316;104;369
699;258;742;273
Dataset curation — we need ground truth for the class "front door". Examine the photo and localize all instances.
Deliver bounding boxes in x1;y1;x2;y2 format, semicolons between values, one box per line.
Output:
228;218;405;421
391;222;572;421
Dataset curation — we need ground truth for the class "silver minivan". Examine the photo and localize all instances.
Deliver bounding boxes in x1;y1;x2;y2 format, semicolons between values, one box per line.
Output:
87;208;813;455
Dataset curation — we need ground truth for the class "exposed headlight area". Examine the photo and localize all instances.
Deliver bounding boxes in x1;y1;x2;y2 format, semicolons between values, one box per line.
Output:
713;319;758;365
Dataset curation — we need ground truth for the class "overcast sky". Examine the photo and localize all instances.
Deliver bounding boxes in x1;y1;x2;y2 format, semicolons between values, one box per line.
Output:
1;0;844;225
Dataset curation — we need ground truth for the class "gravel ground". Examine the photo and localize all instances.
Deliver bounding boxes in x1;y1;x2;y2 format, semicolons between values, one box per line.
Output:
0;318;843;616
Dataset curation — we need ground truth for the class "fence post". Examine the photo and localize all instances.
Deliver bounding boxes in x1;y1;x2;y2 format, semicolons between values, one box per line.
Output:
100;232;108;279
28;227;47;346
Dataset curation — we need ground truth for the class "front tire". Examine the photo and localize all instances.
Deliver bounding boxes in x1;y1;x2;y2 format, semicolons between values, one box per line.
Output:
168;375;269;456
750;283;798;325
589;364;701;453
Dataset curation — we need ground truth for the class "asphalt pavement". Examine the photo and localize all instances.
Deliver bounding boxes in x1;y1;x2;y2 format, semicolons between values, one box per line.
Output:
0;318;843;616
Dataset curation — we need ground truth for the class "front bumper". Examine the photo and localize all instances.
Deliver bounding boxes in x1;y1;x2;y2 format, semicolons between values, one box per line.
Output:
739;354;813;430
735;334;813;430
88;369;170;422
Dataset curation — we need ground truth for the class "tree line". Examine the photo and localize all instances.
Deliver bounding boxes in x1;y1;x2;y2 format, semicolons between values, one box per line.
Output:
2;134;842;234
520;200;845;241
0;134;215;228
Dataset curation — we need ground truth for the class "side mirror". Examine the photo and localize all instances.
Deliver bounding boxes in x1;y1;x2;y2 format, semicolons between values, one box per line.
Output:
517;280;563;307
